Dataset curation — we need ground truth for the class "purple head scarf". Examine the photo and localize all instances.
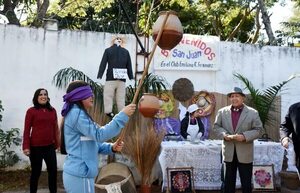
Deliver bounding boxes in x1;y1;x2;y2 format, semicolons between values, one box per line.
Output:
61;85;93;116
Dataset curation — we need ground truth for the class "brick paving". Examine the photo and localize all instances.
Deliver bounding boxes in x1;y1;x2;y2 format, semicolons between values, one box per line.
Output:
2;187;281;193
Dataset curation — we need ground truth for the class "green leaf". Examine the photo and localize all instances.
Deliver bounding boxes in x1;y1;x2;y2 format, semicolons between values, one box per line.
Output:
234;72;297;129
52;67;104;112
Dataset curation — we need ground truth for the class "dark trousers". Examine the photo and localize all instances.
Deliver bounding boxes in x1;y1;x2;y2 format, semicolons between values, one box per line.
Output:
223;151;253;193
29;144;57;193
296;157;300;174
296;152;300;173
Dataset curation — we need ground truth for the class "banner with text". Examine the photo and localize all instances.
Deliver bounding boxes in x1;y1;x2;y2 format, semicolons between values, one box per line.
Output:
153;34;220;71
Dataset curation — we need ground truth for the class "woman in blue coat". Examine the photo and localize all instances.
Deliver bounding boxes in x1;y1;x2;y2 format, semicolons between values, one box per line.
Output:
60;80;136;193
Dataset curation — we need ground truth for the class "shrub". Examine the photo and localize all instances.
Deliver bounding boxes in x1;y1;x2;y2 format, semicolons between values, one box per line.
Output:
0;100;21;169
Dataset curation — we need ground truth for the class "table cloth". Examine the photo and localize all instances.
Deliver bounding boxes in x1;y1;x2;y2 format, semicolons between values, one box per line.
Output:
158;140;284;190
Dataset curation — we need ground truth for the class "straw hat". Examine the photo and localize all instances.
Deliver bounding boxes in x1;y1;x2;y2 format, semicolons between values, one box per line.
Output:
191;90;216;117
111;35;126;47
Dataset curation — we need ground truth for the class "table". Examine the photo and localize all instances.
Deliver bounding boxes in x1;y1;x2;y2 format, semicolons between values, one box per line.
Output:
158;140;285;190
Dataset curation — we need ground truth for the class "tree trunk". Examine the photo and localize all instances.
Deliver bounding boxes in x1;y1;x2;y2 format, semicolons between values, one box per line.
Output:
227;4;257;42
31;0;50;27
1;0;20;25
226;9;249;41
257;0;276;45
3;9;20;25
251;7;261;44
203;0;220;37
37;0;49;20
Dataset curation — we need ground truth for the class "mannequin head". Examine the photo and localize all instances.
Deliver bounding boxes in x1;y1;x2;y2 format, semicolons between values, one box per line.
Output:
114;37;122;46
111;36;125;47
188;104;200;118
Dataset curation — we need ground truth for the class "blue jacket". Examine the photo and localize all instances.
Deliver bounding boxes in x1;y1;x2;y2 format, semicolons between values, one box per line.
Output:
63;104;128;178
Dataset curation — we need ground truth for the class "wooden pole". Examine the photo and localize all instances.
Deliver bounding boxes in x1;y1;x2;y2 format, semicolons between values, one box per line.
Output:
118;11;170;142
131;11;170;104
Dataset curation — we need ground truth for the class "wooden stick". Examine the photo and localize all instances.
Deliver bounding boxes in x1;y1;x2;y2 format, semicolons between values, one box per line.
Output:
131;11;170;104
118;11;170;142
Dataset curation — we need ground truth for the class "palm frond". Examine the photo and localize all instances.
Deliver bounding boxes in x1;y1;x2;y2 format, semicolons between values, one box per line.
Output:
125;73;169;104
233;73;261;107
52;67;104;114
52;68;170;118
234;72;296;128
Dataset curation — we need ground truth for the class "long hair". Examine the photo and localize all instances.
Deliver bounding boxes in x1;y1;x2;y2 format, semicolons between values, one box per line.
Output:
66;80;92;117
32;88;53;110
60;80;93;154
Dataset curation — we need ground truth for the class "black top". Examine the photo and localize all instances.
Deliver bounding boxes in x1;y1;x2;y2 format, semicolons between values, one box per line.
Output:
180;114;204;139
97;44;134;82
280;102;300;156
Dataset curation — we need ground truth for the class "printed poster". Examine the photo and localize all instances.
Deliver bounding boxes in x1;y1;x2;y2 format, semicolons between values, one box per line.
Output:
153;34;220;71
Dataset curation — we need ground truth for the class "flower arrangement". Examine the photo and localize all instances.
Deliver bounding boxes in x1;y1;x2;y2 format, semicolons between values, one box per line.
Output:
171;172;190;192
254;169;272;188
155;92;175;119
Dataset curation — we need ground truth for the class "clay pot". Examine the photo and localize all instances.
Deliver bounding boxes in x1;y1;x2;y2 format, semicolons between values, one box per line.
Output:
152;10;183;50
138;93;160;117
95;162;137;193
139;184;151;193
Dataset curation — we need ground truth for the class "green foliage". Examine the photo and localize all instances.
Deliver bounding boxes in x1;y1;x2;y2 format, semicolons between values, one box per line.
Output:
48;0;136;32
0;100;3;122
234;73;297;130
44;0;256;42
2;0;289;43
125;73;169;105
52;67;169;113
0;101;21;169
49;0;114;18
140;0;256;41
276;5;300;45
52;67;104;112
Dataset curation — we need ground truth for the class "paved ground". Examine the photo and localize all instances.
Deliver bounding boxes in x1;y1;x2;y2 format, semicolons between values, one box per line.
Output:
1;187;231;193
3;189;66;193
1;188;280;193
1;189;222;193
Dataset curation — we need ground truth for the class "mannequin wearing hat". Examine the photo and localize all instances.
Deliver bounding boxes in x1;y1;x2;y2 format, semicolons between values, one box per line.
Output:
97;37;134;118
180;104;205;142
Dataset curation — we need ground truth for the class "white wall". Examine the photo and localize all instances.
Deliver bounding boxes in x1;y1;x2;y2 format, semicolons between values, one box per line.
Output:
154;42;300;116
1;24;300;169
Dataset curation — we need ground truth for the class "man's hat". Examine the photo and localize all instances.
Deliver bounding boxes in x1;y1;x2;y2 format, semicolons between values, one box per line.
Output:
191;90;216;117
227;87;245;97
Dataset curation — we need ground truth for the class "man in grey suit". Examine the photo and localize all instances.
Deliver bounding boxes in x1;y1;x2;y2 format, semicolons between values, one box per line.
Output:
213;87;263;193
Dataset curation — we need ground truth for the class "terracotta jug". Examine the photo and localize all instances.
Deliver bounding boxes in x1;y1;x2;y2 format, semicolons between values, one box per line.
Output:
139;184;151;193
152;10;183;50
138;93;160;117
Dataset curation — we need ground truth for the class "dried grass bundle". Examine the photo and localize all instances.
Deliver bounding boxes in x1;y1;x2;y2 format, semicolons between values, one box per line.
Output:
122;112;165;185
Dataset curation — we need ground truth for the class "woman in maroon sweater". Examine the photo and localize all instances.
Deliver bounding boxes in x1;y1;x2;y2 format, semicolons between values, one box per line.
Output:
22;88;59;193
